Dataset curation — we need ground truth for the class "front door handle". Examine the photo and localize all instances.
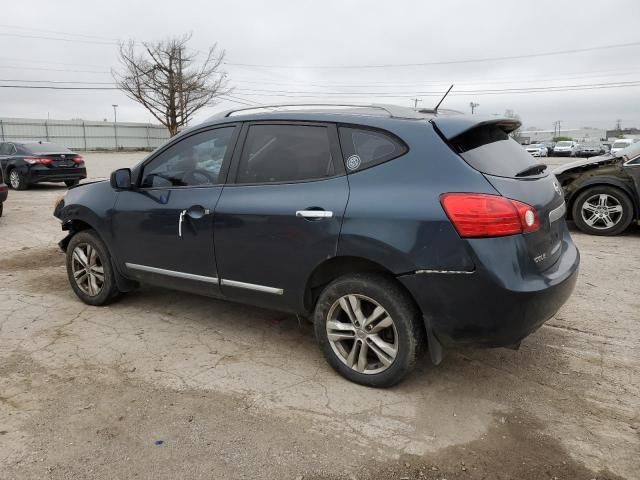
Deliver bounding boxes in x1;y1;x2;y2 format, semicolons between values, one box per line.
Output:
178;205;210;238
296;209;333;219
178;210;186;238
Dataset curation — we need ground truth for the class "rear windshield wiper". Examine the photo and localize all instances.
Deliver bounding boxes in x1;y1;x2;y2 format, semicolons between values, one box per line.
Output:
515;163;547;177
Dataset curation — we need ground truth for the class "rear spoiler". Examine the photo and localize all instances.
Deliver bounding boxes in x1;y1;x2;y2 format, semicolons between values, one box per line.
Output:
430;116;521;140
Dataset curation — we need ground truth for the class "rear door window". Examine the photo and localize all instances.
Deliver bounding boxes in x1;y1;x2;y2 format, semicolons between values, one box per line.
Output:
339;127;407;172
451;124;543;178
236;124;338;184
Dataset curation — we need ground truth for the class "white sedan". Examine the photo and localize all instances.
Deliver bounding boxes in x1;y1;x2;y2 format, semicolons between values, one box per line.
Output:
525;143;548;157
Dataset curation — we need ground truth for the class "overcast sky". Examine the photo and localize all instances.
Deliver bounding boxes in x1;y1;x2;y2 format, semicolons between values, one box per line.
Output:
1;0;639;131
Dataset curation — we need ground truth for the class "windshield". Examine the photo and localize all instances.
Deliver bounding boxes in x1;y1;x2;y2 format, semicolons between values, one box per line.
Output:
556;141;572;147
22;142;72;154
527;144;542;148
612;141;631;149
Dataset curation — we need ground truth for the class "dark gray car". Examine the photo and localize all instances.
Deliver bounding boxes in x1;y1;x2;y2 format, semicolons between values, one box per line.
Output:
53;104;580;387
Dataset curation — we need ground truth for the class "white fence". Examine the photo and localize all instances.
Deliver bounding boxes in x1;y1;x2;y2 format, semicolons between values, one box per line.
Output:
0;117;170;151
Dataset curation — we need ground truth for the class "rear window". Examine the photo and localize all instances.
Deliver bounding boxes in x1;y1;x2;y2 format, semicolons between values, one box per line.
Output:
22;142;72;154
451;124;542;178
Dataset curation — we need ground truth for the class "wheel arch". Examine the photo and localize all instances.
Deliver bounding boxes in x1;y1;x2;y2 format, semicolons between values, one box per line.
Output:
302;255;419;314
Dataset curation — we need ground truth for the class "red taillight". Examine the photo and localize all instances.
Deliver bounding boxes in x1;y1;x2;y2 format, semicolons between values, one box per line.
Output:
24;156;52;165
440;193;540;238
73;155;85;165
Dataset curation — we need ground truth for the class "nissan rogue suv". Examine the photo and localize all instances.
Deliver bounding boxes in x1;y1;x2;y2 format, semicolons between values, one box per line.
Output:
53;104;580;387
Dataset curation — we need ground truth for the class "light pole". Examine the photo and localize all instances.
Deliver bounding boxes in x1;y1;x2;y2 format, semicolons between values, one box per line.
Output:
469;102;479;114
112;104;119;150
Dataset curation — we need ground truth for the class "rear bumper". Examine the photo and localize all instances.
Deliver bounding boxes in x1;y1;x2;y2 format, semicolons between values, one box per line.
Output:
399;228;580;348
25;166;87;183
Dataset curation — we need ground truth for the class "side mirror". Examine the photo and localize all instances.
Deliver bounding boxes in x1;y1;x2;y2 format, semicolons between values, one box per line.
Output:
110;168;132;190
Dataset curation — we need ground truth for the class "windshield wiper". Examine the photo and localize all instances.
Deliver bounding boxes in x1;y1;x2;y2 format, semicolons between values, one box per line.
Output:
515;163;547;177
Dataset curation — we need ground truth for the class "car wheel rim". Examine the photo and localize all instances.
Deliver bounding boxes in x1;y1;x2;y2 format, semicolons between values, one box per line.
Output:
326;294;398;375
71;243;105;296
581;193;623;230
9;171;19;189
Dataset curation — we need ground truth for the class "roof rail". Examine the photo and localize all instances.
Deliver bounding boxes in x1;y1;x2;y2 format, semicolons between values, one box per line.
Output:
207;103;429;121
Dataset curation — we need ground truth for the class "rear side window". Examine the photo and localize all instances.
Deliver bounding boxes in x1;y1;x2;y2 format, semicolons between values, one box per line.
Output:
451;124;541;178
237;124;336;184
339;127;407;172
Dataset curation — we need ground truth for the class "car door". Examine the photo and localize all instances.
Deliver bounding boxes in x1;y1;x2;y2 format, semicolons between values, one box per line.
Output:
214;122;348;312
111;124;239;297
624;154;640;203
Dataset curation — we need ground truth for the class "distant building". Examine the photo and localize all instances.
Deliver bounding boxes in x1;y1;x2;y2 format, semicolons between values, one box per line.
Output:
518;127;607;144
605;128;640;141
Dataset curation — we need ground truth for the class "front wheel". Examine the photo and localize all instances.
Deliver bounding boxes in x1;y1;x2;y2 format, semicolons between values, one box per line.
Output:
314;273;424;387
9;170;28;190
66;230;122;305
65;180;80;187
572;186;633;236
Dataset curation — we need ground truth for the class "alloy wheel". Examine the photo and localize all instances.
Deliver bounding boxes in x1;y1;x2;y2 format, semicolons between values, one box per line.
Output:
581;193;623;230
71;243;105;296
9;171;20;189
326;294;398;374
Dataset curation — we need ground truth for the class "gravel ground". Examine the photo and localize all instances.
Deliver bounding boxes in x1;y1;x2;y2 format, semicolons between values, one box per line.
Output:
0;153;638;479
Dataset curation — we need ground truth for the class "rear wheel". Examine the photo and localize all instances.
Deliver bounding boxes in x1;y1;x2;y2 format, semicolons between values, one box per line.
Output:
314;273;424;387
9;170;28;190
0;203;3;217
572;186;633;236
66;230;121;305
65;180;80;187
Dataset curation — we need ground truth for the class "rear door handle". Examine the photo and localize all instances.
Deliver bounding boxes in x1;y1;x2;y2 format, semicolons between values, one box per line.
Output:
296;209;333;219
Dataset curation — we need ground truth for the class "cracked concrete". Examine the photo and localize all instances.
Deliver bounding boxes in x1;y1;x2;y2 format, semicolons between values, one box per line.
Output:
0;153;638;479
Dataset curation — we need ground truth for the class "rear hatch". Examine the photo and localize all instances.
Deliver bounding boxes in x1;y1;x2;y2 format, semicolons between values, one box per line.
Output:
432;117;566;271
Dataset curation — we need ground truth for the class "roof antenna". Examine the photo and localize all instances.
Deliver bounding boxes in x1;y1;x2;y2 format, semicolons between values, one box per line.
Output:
434;84;454;114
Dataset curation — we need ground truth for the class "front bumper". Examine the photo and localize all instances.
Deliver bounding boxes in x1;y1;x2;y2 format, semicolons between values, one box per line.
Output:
399;229;580;348
25;166;87;184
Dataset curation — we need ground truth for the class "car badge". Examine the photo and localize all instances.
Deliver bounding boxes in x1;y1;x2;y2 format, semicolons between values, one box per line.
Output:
61;154;66;158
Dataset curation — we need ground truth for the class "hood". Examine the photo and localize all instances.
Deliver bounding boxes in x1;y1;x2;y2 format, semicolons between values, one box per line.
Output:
553;155;617;175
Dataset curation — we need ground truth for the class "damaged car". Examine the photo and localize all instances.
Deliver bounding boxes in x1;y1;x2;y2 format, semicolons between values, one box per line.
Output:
554;142;640;235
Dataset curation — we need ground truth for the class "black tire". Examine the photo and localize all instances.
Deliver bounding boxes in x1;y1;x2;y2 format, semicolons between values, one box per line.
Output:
0;203;3;217
66;230;122;305
314;273;424;388
572;185;634;236
8;169;28;190
65;180;80;187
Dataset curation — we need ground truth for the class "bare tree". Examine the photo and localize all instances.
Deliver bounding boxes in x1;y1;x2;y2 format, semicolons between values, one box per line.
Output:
113;33;231;136
504;109;522;139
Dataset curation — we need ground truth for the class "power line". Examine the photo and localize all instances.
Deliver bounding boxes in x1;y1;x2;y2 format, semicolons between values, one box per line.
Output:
225;40;640;69
0;32;119;46
0;65;110;74
2;80;639;96
0;24;120;42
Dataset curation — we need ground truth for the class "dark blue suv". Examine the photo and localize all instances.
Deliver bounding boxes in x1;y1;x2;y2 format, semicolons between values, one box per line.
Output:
54;105;580;387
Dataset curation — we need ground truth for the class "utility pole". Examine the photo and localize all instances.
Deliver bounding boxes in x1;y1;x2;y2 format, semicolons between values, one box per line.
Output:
553;120;562;138
616;119;622;131
469;102;479;114
112;104;119;150
411;98;422;110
